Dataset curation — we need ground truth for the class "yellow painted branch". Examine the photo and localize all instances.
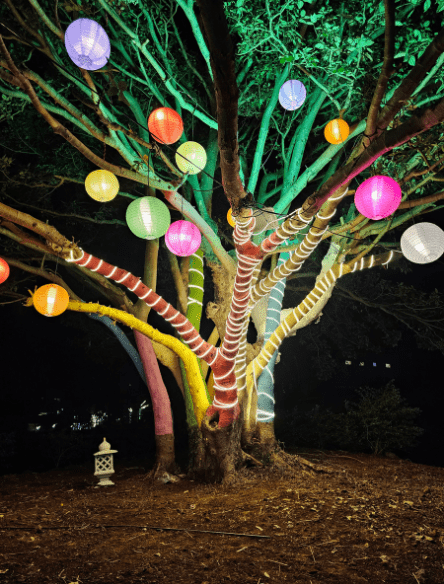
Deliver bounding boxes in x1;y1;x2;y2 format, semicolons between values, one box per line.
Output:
25;298;210;425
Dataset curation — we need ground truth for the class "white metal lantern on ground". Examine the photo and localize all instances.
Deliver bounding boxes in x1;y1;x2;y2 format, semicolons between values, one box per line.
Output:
94;437;117;486
400;222;444;264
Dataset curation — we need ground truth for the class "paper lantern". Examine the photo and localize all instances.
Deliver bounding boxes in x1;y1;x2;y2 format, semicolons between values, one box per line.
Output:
227;208;236;227
0;257;10;284
126;197;171;239
165;220;201;257
175;142;207;175
354;175;401;220
278;80;306;110
85;170;119;202
33;284;69;317
400;222;444;264
65;18;110;71
324;118;350;144
148;107;183;145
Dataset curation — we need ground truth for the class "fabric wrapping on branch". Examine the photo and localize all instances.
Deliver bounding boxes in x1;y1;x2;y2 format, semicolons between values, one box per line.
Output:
256;251;290;422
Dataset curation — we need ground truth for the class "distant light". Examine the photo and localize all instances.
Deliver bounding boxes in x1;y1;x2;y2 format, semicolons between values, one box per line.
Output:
373;363;376;367
52;423;57;429
128;407;133;412
38;412;48;416
345;361;351;365
36;426;41;431
359;362;364;366
386;363;391;368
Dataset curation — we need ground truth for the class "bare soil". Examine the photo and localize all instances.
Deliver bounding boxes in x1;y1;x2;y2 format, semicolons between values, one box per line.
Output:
1;448;443;583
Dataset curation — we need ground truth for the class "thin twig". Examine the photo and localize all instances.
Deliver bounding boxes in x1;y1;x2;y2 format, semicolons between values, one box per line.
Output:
1;524;271;538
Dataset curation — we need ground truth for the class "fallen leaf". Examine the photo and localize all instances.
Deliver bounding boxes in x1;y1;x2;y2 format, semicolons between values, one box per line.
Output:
403;501;414;506
380;555;389;563
255;526;263;531
236;546;248;553
264;572;270;578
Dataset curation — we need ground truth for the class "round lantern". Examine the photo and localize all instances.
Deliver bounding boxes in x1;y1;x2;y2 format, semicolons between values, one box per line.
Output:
175;142;207;175
148;107;183;145
33;284;69;317
85;170;119;202
65;18;110;71
400;222;444;264
354;175;402;220
227;208;236;227
324;118;350;144
126;196;171;239
0;257;10;284
165;220;201;257
278;80;306;111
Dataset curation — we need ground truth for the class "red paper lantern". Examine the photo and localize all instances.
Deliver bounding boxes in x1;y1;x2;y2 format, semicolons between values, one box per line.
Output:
0;257;10;284
148;107;183;145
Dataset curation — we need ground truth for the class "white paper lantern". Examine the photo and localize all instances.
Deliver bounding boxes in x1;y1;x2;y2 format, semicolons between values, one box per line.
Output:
400;222;444;264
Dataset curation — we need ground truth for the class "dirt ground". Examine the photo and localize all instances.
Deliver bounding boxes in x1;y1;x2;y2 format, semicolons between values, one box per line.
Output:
0;448;443;584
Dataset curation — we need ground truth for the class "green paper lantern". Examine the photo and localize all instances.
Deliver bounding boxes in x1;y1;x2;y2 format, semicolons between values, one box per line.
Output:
126;197;171;239
175;141;207;175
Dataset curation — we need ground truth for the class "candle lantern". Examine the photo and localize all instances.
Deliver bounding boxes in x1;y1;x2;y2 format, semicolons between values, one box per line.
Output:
126;197;171;239
0;258;10;284
400;222;444;264
148;107;183;145
165;220;201;257
85;170;119;202
354;175;402;220
227;208;236;227
278;80;306;110
65;18;110;71
324;118;350;144
175;142;207;175
33;284;69;317
93;437;117;486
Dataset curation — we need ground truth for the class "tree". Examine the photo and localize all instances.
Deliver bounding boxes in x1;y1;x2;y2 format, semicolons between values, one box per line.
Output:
1;0;444;482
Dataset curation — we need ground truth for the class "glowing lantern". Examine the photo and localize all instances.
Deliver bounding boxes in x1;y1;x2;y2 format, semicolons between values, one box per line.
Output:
354;175;402;220
33;284;69;317
324;118;350;144
175;142;207;175
65;18;110;71
148;107;183;145
0;257;10;284
165;220;201;257
227;208;236;227
400;222;444;264
126;197;171;239
278;80;306;110
85;170;119;202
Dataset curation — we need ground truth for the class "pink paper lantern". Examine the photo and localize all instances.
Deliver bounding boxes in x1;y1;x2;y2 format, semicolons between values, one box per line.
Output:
165;220;201;257
354;175;402;220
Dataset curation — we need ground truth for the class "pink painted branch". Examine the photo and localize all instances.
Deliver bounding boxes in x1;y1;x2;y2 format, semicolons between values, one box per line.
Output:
134;330;173;435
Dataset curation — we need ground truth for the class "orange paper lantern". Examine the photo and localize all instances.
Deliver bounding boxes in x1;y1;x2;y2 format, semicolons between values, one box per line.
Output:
227;208;236;227
324;118;350;145
148;107;183;145
0;257;10;284
33;284;69;317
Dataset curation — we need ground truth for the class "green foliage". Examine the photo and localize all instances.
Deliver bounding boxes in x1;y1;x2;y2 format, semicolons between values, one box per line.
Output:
278;380;423;455
342;381;423;455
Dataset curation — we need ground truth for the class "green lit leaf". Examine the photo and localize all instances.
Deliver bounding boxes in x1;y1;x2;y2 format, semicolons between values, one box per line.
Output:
424;0;431;10
408;55;416;66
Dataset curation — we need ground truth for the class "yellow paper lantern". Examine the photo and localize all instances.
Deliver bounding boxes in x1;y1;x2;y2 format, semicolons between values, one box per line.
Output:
85;170;120;202
33;284;69;317
324;118;350;145
175;142;207;175
227;208;236;227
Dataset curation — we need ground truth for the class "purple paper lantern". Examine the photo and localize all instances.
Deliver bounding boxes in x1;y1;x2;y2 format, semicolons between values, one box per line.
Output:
278;80;306;110
65;18;110;71
165;220;201;257
354;175;402;220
